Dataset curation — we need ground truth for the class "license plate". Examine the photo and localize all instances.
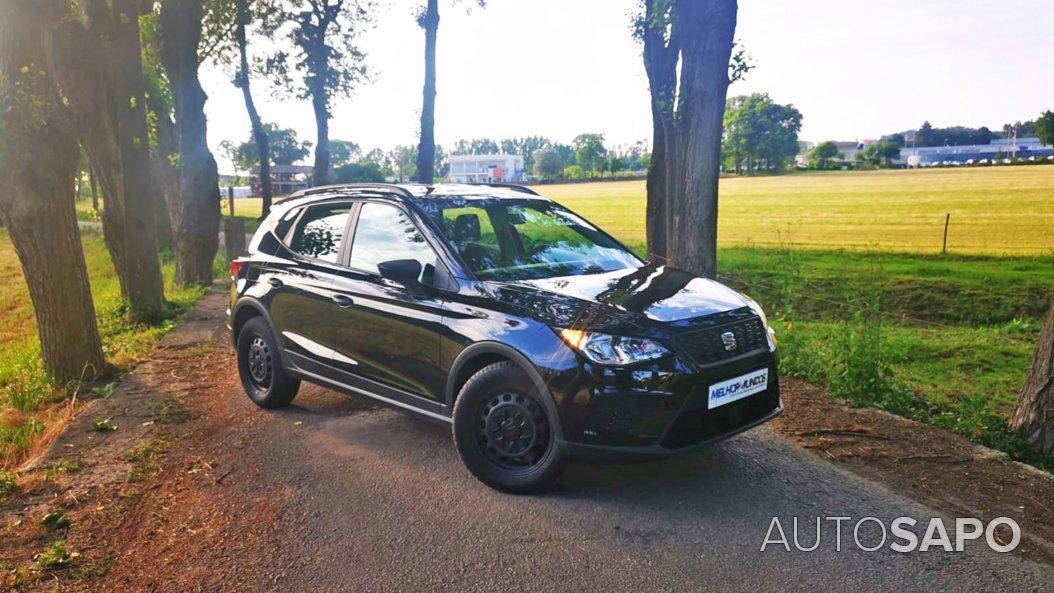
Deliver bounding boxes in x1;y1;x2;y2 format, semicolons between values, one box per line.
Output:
708;368;769;410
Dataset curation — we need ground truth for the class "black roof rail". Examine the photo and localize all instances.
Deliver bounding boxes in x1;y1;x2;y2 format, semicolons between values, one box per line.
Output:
281;183;415;203
472;183;540;196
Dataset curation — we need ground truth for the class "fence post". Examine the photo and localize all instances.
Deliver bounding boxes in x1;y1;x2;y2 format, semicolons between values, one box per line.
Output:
941;213;950;255
227;185;235;218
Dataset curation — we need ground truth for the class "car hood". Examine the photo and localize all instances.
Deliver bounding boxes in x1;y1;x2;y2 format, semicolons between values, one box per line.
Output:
490;263;752;333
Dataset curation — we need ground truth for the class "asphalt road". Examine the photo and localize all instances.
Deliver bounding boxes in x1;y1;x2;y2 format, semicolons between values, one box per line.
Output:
219;381;1053;593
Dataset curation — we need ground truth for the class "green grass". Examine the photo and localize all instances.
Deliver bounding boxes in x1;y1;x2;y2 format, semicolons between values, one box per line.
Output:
543;167;1054;256
213;166;1054;256
0;228;208;467
710;246;1053;470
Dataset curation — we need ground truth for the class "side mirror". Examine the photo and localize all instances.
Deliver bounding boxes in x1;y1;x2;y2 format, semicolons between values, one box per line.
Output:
377;259;423;286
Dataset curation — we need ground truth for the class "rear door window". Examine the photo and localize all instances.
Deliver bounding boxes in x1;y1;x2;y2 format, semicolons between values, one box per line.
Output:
288;204;353;263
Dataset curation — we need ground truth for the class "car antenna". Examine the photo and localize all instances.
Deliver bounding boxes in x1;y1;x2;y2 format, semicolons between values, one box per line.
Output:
425;185;436;195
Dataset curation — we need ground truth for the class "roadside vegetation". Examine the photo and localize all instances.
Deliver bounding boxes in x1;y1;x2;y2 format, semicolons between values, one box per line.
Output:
0;229;209;469
713;247;1054;471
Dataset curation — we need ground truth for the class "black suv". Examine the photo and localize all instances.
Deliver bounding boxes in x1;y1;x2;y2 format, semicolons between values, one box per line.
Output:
228;183;781;492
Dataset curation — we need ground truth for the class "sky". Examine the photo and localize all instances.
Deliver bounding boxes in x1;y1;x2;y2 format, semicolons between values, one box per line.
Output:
200;0;1054;172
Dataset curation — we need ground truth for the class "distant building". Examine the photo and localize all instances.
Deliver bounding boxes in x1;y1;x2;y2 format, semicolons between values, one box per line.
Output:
447;154;525;184
899;137;1054;166
832;140;873;163
250;164;313;196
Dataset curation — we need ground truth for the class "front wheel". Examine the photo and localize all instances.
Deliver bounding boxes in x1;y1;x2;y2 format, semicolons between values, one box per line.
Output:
452;362;567;493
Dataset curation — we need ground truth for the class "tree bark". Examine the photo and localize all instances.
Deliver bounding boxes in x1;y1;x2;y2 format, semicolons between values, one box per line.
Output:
160;0;221;287
1009;297;1054;455
110;0;167;317
312;86;332;187
146;92;179;247
89;165;100;210
664;0;736;279
50;0;167;320
235;0;272;219
641;0;678;263
0;0;108;384
415;0;439;184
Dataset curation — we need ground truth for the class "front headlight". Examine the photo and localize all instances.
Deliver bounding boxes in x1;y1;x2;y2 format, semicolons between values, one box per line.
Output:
742;295;777;348
558;329;669;365
743;295;768;327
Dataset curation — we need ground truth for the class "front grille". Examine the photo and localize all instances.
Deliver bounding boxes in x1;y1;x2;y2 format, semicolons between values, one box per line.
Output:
660;387;779;449
675;316;767;366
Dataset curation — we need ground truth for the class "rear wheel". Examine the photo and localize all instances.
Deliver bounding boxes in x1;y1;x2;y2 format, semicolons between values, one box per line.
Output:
452;362;566;493
236;317;300;409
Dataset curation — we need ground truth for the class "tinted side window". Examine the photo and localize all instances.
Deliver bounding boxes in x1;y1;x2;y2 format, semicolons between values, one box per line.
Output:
349;203;437;282
288;204;352;263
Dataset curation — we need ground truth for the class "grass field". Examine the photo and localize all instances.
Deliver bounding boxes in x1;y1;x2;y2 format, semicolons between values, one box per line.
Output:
542;167;1054;255
211;166;1054;256
0;230;207;468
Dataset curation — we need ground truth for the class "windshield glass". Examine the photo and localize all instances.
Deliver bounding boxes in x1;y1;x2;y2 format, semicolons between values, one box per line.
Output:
419;197;642;281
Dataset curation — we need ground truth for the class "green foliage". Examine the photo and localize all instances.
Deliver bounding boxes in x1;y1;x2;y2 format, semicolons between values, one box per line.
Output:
855;140;901;169
334;161;384;183
715;245;1053;471
260;0;375;111
562;165;586;179
807;141;842;169
573;133;607;174
905;121;997;147
124;437;163;483
40;509;70;530
0;471;18;499
723;93;802;174
229;123;312;169
1036;110;1054;146
329;139;361;167
34;540;80;570
1;232;210;466
532;148;564;179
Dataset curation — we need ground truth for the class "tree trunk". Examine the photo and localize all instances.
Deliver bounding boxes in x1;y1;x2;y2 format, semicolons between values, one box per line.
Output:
146;93;179;247
415;0;439;184
312;85;332;187
0;0;108;384
1009;297;1054;455
160;0;221;287
51;0;167;320
641;0;678;263
665;0;737;279
235;0;272;219
645;99;668;261
110;0;167;317
89;165;99;210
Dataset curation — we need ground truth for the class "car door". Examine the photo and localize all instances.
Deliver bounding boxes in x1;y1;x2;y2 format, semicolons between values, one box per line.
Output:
264;202;353;375
328;201;449;402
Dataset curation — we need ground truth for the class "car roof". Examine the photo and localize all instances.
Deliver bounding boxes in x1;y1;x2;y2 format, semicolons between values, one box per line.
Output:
278;182;545;211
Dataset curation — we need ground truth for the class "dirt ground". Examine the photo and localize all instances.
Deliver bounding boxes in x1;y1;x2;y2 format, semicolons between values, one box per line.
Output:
0;291;1051;591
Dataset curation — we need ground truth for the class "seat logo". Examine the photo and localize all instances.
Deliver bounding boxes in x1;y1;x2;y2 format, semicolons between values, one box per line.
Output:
721;331;737;351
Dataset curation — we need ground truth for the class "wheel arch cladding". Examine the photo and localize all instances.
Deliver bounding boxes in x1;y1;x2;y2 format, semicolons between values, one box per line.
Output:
446;342;564;440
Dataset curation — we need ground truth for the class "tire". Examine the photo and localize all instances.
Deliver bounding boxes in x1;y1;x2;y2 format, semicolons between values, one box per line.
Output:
452;361;567;493
236;317;300;409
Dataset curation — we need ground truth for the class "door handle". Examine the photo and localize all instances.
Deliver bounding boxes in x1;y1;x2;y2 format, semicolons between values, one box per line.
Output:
332;294;354;308
267;277;283;288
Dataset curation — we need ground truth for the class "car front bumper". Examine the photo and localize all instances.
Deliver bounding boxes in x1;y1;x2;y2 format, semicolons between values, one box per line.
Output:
549;347;782;461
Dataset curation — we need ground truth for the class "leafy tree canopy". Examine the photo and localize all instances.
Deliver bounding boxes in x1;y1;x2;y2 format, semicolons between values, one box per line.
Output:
228;123;312;169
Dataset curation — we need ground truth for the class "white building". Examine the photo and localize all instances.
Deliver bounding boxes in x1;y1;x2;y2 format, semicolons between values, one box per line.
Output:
447;154;525;184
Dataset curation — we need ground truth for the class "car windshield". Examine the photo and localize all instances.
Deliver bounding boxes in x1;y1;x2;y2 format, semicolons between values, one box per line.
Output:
419;197;642;281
